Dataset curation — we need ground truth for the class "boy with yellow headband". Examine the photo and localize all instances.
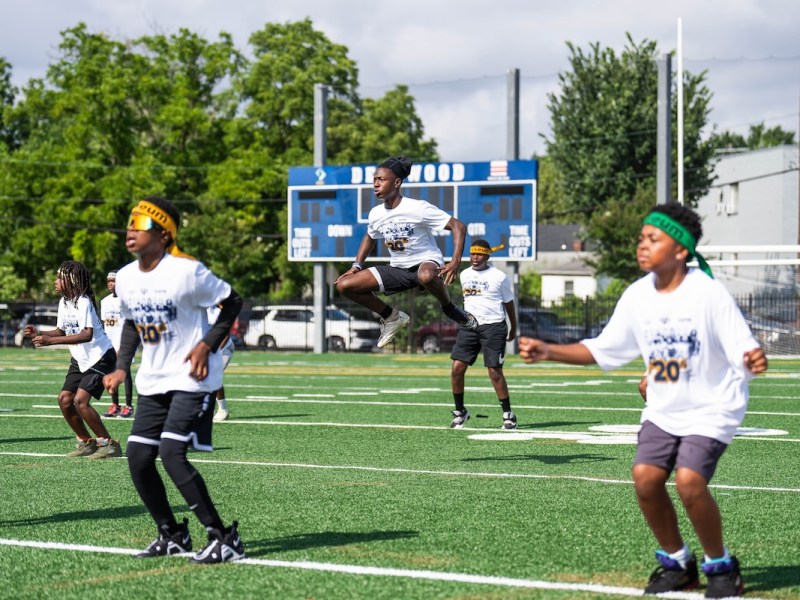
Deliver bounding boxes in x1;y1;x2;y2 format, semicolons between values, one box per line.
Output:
449;239;517;429
519;203;767;598
104;196;245;564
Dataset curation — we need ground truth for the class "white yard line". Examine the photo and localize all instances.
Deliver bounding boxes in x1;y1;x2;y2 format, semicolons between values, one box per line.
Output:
1;451;800;494
0;537;764;599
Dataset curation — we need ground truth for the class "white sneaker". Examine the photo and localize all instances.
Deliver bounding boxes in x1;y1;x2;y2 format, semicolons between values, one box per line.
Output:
213;408;229;423
501;411;517;430
450;409;470;428
377;311;410;348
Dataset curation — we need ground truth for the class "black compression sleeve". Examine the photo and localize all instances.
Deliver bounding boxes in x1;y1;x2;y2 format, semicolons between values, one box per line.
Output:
202;289;243;351
116;319;140;370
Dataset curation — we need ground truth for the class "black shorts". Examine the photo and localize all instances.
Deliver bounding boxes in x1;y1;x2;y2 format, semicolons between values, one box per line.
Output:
62;348;117;400
450;321;508;368
369;262;442;295
634;420;728;482
128;391;214;452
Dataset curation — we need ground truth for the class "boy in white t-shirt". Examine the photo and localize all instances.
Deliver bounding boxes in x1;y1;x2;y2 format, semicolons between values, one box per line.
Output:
24;260;121;458
101;270;134;418
449;239;517;430
103;197;244;564
336;156;477;349
519;204;767;598
207;304;234;422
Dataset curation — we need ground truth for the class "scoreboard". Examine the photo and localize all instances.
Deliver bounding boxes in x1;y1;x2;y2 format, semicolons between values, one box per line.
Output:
287;159;537;262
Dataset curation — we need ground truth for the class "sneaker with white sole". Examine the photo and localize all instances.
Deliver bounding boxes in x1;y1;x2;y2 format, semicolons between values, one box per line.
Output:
377;311;410;348
190;521;245;564
502;411;517;430
458;311;478;331
86;438;123;459
137;518;193;558
644;551;699;594
65;438;97;457
450;409;470;428
213;408;229;423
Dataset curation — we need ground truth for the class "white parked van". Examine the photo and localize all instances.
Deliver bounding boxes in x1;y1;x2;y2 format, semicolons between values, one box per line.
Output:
242;305;380;352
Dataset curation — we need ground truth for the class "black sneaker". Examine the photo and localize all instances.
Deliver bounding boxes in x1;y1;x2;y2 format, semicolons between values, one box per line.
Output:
190;521;245;564
703;555;744;598
644;551;699;594
136;518;192;558
459;312;478;331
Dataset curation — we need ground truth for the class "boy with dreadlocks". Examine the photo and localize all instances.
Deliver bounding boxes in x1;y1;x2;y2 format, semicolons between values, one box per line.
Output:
24;260;122;459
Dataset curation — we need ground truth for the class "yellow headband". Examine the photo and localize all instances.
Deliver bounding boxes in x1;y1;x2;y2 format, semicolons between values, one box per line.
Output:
470;244;505;255
129;200;193;259
131;200;178;240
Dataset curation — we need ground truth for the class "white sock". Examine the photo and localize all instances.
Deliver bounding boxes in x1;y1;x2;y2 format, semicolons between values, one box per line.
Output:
217;398;228;411
704;547;730;563
669;544;691;568
385;308;399;321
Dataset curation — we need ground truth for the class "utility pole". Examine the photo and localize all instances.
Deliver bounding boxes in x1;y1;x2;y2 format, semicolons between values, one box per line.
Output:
507;68;521;356
313;83;328;354
656;54;673;205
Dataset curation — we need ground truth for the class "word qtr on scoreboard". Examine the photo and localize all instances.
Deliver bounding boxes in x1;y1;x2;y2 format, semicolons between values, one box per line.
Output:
287;159;537;262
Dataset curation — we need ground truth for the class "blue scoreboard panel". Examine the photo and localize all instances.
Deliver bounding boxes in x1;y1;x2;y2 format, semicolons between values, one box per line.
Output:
287;160;537;262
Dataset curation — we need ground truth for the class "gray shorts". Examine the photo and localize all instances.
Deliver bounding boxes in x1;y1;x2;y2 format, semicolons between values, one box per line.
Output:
369;262;442;295
634;420;728;482
450;321;508;368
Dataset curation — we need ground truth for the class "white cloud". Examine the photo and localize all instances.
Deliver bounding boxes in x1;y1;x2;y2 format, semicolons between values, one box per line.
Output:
2;0;798;161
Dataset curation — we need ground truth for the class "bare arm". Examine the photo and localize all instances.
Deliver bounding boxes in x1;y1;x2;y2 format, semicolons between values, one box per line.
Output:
518;336;596;365
439;217;466;285
27;326;93;347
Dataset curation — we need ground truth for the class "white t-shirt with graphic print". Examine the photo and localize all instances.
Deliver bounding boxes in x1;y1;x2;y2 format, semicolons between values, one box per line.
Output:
57;295;114;372
460;264;514;326
101;294;124;350
115;253;231;396
367;197;451;268
582;268;758;444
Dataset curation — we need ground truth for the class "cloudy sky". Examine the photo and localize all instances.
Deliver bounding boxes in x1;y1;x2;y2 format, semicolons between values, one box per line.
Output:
2;0;798;162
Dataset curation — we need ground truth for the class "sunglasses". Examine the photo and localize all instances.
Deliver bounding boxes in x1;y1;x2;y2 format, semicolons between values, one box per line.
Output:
127;214;162;232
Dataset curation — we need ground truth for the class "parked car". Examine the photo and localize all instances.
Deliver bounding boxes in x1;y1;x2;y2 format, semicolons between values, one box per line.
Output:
14;308;60;347
242;305;380;352
416;307;585;353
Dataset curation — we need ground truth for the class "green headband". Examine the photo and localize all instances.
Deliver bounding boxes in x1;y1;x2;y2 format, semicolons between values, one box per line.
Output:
642;212;713;278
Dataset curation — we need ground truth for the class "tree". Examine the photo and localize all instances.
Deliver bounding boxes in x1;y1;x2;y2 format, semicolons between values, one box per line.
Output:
0;20;438;300
711;122;797;151
546;35;716;213
544;34;716;281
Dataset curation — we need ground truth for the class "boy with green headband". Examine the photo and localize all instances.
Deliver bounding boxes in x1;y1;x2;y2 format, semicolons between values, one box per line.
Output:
519;203;767;598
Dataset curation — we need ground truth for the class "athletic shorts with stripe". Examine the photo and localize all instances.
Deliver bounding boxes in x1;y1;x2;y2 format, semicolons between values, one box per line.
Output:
128;391;215;452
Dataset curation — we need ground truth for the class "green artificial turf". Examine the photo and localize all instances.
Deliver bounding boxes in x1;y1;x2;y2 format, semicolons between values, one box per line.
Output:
1;348;798;599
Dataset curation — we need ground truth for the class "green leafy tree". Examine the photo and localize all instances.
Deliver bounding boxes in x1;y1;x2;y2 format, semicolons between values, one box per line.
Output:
711;122;797;151
584;183;654;281
0;20;437;301
545;34;715;217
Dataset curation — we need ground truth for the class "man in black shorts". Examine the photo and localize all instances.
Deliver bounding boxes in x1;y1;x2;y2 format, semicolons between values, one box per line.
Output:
336;156;477;349
449;240;517;429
